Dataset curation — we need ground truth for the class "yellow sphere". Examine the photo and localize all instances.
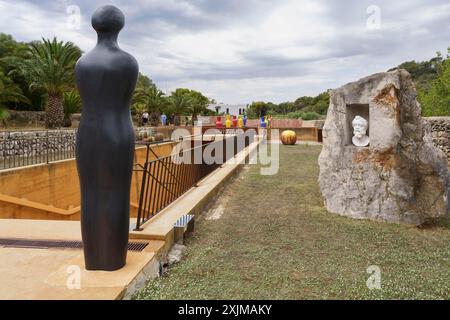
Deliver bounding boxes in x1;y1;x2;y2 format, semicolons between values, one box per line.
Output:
280;130;297;145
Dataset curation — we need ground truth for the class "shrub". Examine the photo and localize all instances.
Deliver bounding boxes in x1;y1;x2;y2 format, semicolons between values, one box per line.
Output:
301;112;321;120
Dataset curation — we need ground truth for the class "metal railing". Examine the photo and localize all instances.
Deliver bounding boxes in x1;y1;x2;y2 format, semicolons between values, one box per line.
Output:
0;127;256;231
0;126;259;171
133;131;254;230
0;129;77;170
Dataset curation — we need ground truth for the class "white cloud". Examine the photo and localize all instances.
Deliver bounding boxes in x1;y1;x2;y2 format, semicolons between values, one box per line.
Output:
0;0;95;50
0;0;448;104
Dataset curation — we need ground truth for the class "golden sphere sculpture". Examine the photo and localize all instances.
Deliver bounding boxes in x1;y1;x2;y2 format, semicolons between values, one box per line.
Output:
280;130;297;145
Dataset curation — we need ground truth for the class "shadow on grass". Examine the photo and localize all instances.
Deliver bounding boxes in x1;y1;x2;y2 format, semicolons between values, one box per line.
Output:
418;215;450;230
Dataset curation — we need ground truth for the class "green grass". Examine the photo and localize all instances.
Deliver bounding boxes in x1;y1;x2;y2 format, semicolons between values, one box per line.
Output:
134;144;450;300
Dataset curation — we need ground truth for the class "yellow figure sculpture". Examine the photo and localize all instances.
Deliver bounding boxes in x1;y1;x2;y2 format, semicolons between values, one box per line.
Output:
238;115;243;128
225;114;232;128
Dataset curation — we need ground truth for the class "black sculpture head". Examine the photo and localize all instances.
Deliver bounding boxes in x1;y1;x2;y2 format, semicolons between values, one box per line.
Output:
91;5;124;34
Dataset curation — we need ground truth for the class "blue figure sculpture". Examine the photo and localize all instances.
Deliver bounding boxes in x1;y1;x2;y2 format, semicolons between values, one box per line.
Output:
160;113;167;126
243;112;247;127
260;116;267;128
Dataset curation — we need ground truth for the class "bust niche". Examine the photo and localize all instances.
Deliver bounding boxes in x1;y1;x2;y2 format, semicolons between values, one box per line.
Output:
346;104;370;147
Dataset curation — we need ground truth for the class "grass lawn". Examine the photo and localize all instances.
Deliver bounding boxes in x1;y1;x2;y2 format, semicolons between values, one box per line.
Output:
134;144;450;300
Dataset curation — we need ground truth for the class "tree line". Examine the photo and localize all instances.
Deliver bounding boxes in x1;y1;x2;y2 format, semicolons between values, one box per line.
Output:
0;33;213;128
132;74;214;126
391;49;450;117
246;91;330;120
247;48;449;120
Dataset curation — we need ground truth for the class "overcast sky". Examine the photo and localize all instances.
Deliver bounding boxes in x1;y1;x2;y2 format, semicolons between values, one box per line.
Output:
0;0;449;104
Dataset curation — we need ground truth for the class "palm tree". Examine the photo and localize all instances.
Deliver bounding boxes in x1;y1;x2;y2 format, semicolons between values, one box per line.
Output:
63;90;81;127
9;38;81;128
133;85;169;126
132;103;148;126
168;90;192;126
186;91;210;125
188;102;206;125
133;86;167;112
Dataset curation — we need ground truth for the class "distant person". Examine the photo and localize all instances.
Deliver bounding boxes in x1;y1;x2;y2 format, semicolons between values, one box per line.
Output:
160;113;167;126
142;111;149;126
169;114;175;125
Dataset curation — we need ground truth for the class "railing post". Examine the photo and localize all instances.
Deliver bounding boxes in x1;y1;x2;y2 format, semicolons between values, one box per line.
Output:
46;130;49;164
134;145;150;231
223;135;226;164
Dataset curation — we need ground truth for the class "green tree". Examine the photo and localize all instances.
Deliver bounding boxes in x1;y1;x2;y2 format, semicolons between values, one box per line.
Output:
391;53;443;90
294;91;329;115
185;90;210;124
135;72;156;91
7;37;82;128
294;96;314;110
133;85;168;126
274;102;296;115
247;101;269;118
418;49;450;116
168;89;193;125
0;71;29;126
0;33;29;63
0;33;43;111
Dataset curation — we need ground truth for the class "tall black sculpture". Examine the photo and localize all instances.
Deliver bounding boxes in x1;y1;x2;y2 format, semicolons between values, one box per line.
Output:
75;5;138;271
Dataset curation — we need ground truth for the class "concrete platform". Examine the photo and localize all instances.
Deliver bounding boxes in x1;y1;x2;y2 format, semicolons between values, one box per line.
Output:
0;247;157;299
0;218;165;300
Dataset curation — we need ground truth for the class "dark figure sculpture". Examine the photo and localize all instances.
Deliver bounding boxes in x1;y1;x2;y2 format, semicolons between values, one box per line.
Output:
75;5;138;271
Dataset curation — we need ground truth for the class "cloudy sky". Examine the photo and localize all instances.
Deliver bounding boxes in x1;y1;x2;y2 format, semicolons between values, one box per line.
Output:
0;0;449;104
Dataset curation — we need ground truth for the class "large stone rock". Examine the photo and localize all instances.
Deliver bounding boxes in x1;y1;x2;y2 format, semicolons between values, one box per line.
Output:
318;69;450;225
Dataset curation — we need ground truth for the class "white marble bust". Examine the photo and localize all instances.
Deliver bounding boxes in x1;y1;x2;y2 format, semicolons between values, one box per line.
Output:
352;116;370;147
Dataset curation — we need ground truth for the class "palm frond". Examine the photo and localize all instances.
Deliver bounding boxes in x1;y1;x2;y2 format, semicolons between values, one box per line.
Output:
0;71;30;106
63;90;82;114
7;37;82;96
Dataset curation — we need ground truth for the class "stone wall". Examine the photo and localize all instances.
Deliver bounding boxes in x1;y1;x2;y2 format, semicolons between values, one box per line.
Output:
0;127;193;169
3;110;46;128
0;129;76;159
425;117;450;160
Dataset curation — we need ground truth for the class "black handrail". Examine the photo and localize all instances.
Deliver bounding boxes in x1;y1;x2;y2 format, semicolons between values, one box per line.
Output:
133;131;254;230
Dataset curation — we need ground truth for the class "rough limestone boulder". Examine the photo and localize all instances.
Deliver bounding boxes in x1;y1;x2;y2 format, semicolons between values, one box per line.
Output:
318;69;449;225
